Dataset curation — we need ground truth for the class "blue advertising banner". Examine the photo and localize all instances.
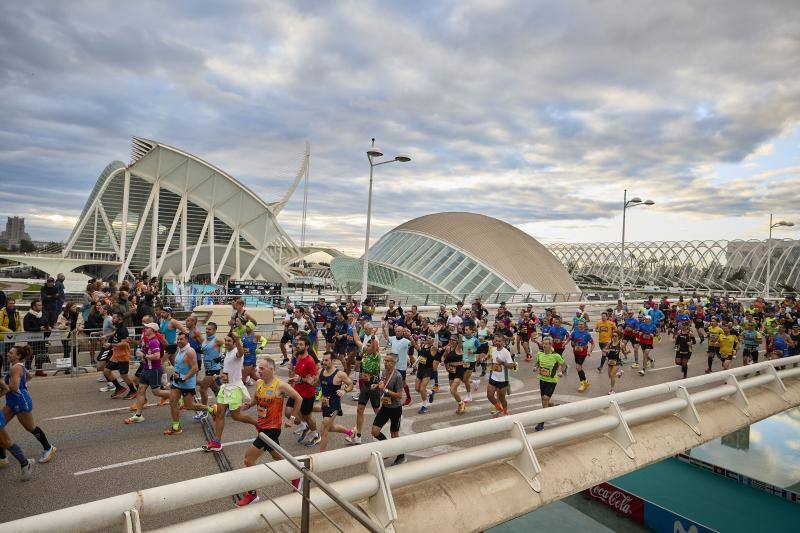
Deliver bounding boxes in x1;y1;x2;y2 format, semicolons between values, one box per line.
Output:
643;500;717;533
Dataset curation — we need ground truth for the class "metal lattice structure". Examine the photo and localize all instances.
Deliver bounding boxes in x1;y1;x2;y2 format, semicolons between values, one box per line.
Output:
547;239;800;294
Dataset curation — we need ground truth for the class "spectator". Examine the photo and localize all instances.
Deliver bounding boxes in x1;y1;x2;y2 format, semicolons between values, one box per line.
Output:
135;293;154;326
55;273;66;315
0;288;6;310
0;297;23;374
85;301;105;364
112;290;133;326
56;302;83;371
81;280;96;321
24;299;49;376
40;276;60;328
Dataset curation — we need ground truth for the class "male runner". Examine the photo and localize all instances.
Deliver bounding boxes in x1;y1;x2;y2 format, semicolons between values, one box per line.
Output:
570;321;595;392
125;323;170;424
371;353;406;465
196;322;224;420
388;326;415;406
486;334;515;417
316;352;355;451
717;323;739;371
0;378;35;480
352;332;381;444
741;320;761;368
289;337;320;446
236;358;302;507
605;330;625;394
461;326;481;402
705;318;724;374
533;337;565;431
415;335;436;413
202;332;258;452
621;310;640;368
103;311;136;399
539;316;569;377
164;331;210;435
636;315;659;376
595;312;617;372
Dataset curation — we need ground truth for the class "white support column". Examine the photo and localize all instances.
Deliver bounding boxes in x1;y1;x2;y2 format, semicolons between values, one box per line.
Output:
212;230;237;284
180;164;189;282
209;177;217;282
674;385;701;435
365;451;397;531
604;400;636;459
149;151;162;276
97;203;121;256
186;212;212;279
120;169;130;272
121;181;159;280
507;421;542;492
92;205;98;252
63;167;125;255
154;196;186;276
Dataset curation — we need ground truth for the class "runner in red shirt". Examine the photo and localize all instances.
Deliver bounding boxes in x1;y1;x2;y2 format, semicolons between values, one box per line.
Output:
289;337;320;446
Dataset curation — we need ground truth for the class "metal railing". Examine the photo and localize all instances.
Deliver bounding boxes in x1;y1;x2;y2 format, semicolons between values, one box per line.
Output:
3;355;798;533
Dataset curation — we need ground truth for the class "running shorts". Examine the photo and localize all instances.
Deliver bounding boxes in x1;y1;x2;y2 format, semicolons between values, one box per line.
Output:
106;360;130;374
574;354;587;365
488;377;509;389
623;333;638;345
217;387;245;411
140;368;164;390
373;405;402;433
707;346;720;355
173;385;196;396
718;353;733;361
243;355;257;366
97;348;112;362
675;351;692;360
322;398;343;418
358;381;381;408
539;380;557;398
464;362;477;372
743;347;758;358
554;346;565;355
416;366;436;381
607;357;620;366
253;428;281;451
204;368;221;376
640;342;653;350
599;342;609;350
5;391;33;414
448;366;465;382
299;396;315;415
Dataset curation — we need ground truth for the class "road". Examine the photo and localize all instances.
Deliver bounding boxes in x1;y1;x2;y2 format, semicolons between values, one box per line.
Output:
0;335;734;528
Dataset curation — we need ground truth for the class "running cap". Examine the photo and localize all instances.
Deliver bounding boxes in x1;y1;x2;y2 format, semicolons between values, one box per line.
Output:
245;321;256;330
144;322;160;331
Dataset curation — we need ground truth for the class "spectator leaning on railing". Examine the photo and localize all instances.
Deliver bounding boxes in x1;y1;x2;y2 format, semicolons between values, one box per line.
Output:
24;299;50;376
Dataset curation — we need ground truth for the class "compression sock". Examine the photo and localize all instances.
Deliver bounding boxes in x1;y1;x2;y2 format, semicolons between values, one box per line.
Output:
7;444;27;466
403;383;411;399
433;373;439;386
577;370;586;382
375;432;387;441
707;357;713;371
31;426;51;450
682;364;688;379
114;379;126;391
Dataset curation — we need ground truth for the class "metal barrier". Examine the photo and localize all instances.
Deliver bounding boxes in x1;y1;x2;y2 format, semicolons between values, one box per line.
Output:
2;355;797;533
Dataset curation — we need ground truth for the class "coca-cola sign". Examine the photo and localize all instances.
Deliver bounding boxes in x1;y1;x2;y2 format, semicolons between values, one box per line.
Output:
584;482;645;523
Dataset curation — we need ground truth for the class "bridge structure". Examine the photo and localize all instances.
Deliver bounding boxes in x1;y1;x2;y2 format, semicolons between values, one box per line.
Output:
3;355;798;533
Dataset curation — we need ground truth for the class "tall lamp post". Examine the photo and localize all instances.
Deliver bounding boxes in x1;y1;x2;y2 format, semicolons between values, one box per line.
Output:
765;214;794;300
361;139;411;300
618;189;654;300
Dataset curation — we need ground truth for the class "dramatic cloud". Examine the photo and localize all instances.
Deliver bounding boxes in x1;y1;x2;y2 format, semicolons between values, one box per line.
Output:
1;0;799;253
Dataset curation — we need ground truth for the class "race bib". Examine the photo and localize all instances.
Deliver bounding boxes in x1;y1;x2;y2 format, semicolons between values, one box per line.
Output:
538;367;551;378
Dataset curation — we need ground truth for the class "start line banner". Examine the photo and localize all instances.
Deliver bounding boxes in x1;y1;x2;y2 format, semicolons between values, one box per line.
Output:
583;482;717;533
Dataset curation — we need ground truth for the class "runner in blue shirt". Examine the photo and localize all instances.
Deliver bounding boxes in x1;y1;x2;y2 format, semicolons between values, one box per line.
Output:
570;321;595;392
621;311;641;368
636;316;659;375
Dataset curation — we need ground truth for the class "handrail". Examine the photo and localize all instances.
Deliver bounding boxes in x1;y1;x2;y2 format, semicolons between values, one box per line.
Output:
3;355;798;533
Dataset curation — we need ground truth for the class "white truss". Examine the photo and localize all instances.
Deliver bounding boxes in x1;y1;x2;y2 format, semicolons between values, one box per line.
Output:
548;239;800;293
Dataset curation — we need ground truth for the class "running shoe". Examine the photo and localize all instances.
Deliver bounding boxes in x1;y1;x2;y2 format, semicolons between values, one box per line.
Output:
304;433;321;447
617;370;624;378
279;359;289;366
561;364;569;377
202;440;222;452
577;380;589;393
428;391;435;403
158;397;170;406
293;421;309;435
349;434;362;445
456;402;466;414
417;405;428;414
39;446;57;464
164;425;183;436
123;392;137;401
471;379;479;392
236;491;260;507
20;459;35;481
111;388;129;399
403;396;412;407
392;454;406;465
431;385;440;392
646;360;652;369
296;428;309;443
0;457;9;468
638;369;645;376
534;422;545;432
464;394;472;403
96;376;107;382
350;393;359;401
631;362;639;369
100;384;115;392
704;369;712;374
124;414;144;424
344;428;357;444
608;390;615;395
596;367;603;373
193;411;208;422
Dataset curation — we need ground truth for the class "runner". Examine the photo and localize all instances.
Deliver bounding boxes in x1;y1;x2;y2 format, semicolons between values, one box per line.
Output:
605;330;625;394
102;311;136;399
164;331;210;436
477;318;491;377
717;323;739;371
570;320;595;392
516;312;534;361
693;305;706;343
636;315;659;376
414;335;436;414
673;322;696;379
196;322;224;420
621;310;640;368
741;320;761;369
241;322;263;386
202;332;258;452
287;337;320;446
0;377;35;480
370;352;406;465
461;326;481;402
705;318;724;374
3;345;56;463
486;334;515;417
235;358;303;507
431;317;450;392
159;307;186;364
539;316;569;377
388;325;415;406
352;332;381;444
125;323;170;424
443;336;466;414
771;324;789;360
315;352;355;451
595;312;617;372
533;337;565;431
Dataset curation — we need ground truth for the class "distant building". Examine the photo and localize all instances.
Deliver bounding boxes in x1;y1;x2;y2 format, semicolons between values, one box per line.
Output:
0;216;31;247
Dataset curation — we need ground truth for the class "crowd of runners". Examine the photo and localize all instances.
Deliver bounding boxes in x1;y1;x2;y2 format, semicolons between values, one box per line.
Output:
1;290;799;497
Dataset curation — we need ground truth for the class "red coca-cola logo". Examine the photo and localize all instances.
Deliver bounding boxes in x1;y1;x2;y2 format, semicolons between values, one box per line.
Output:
584;483;644;523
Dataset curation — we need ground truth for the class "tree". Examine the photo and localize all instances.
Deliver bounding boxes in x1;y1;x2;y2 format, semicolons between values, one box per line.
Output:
19;239;36;253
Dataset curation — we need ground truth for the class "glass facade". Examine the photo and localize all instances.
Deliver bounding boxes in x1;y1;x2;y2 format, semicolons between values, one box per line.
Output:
331;230;517;297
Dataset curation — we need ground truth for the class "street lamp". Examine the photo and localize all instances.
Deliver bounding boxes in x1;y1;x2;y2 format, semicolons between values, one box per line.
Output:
765;214;795;299
619;189;654;300
361;138;411;300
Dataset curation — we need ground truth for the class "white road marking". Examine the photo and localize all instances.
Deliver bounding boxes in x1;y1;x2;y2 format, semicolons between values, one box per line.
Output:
73;439;253;475
46;403;160;420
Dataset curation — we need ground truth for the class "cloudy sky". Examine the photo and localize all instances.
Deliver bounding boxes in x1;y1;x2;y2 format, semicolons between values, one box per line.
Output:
1;0;799;256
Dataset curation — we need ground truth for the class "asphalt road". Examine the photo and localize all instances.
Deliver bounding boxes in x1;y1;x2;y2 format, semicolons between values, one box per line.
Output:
0;334;735;528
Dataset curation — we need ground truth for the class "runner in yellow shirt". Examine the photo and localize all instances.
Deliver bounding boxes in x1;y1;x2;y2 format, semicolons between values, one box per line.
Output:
717;323;739;371
594;312;618;372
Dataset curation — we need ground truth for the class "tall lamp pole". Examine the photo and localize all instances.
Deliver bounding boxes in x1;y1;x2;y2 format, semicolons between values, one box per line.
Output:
618;189;654;300
360;139;411;300
765;213;794;300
